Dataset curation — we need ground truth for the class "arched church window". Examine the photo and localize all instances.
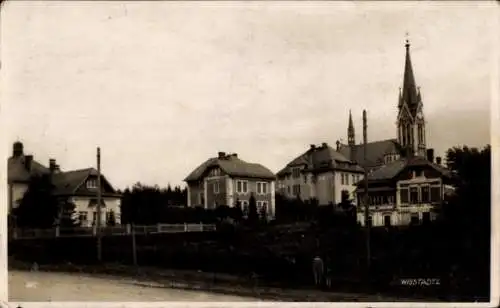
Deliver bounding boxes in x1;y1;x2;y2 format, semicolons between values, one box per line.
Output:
405;123;411;145
418;124;424;144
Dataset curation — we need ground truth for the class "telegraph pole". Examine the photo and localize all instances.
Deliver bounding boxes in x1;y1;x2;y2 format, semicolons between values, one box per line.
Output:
363;110;371;272
97;147;102;262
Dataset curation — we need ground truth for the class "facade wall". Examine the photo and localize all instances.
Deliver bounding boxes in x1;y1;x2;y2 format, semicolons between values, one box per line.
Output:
187;174;276;219
9;183;29;211
278;169;363;206
187;182;204;207
205;175;228;209
71;196;121;227
356;165;446;227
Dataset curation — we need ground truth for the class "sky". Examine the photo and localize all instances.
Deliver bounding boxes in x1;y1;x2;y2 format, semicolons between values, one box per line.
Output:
1;1;496;189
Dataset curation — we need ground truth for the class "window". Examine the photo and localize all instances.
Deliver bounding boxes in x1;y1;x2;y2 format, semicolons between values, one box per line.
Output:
236;180;248;193
257;182;268;194
410;187;419;204
340;173;344;185
293;184;301;196
345;174;349;185
92;211;97;225
352;175;356;185
384;215;391;227
303;174;308;184
78;211;88;226
430;186;441;203
213;182;220;194
367;216;372;227
86;179;97;189
421;186;430;203
292;168;301;178
418;124;424;144
199;193;204;205
400;188;409;204
287;186;291;194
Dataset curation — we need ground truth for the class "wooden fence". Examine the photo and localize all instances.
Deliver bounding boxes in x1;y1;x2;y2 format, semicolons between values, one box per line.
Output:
9;223;217;240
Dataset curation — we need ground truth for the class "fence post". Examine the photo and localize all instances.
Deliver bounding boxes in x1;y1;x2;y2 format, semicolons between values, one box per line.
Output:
93;225;97;236
55;226;60;237
126;224;131;235
200;222;203;232
157;224;161;233
184;223;188;232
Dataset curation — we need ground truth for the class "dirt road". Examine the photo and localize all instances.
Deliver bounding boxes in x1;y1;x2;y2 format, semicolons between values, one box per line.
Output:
9;270;259;302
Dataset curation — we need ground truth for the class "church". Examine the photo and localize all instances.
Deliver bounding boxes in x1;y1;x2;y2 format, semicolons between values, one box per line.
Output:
276;39;454;226
343;39;454;227
337;38;429;171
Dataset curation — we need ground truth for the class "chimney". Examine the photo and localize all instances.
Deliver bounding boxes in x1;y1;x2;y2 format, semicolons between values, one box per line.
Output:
13;142;24;157
25;155;33;172
322;142;328;148
49;159;56;172
310;144;316;150
231;153;238;158
426;149;435;163
55;164;61;173
436;156;442;165
336;140;340;151
218;152;226;159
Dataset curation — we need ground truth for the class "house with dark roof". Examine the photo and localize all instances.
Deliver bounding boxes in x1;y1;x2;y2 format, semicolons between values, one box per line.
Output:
355;152;454;227
184;152;276;220
7;142;121;227
276;142;364;206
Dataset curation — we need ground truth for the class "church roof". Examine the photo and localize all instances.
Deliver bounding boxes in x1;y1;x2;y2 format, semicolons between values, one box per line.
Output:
338;139;404;169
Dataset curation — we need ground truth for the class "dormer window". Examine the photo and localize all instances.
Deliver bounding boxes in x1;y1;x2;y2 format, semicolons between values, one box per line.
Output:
292;167;301;178
86;179;98;189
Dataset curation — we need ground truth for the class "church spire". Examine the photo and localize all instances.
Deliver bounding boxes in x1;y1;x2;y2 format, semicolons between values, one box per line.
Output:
348;109;355;146
400;35;419;116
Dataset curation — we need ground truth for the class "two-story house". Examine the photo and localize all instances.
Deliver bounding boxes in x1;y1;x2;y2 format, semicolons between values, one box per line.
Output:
184;152;276;220
7;141;122;227
277;142;364;206
355;150;454;227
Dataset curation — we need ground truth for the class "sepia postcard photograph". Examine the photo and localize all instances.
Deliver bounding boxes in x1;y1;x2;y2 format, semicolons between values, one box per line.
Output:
1;0;498;307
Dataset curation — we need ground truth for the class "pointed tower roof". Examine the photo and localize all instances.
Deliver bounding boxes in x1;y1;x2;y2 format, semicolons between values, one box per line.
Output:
348;109;355;146
400;38;420;116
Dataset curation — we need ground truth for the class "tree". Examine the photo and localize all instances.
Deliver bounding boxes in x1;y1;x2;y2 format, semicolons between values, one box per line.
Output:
439;145;491;297
106;210;117;226
441;145;490;230
58;199;79;228
12;174;59;228
247;194;258;224
231;199;243;222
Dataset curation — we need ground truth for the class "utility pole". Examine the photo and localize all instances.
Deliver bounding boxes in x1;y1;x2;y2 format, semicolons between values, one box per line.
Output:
363;110;371;272
97;147;102;262
131;223;137;266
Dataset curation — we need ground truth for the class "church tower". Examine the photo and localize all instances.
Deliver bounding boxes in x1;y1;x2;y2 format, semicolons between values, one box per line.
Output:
397;38;426;157
347;110;356;161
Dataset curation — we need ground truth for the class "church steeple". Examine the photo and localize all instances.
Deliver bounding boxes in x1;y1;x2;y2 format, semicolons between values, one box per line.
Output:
400;37;419;117
348;109;355;146
397;35;427;158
